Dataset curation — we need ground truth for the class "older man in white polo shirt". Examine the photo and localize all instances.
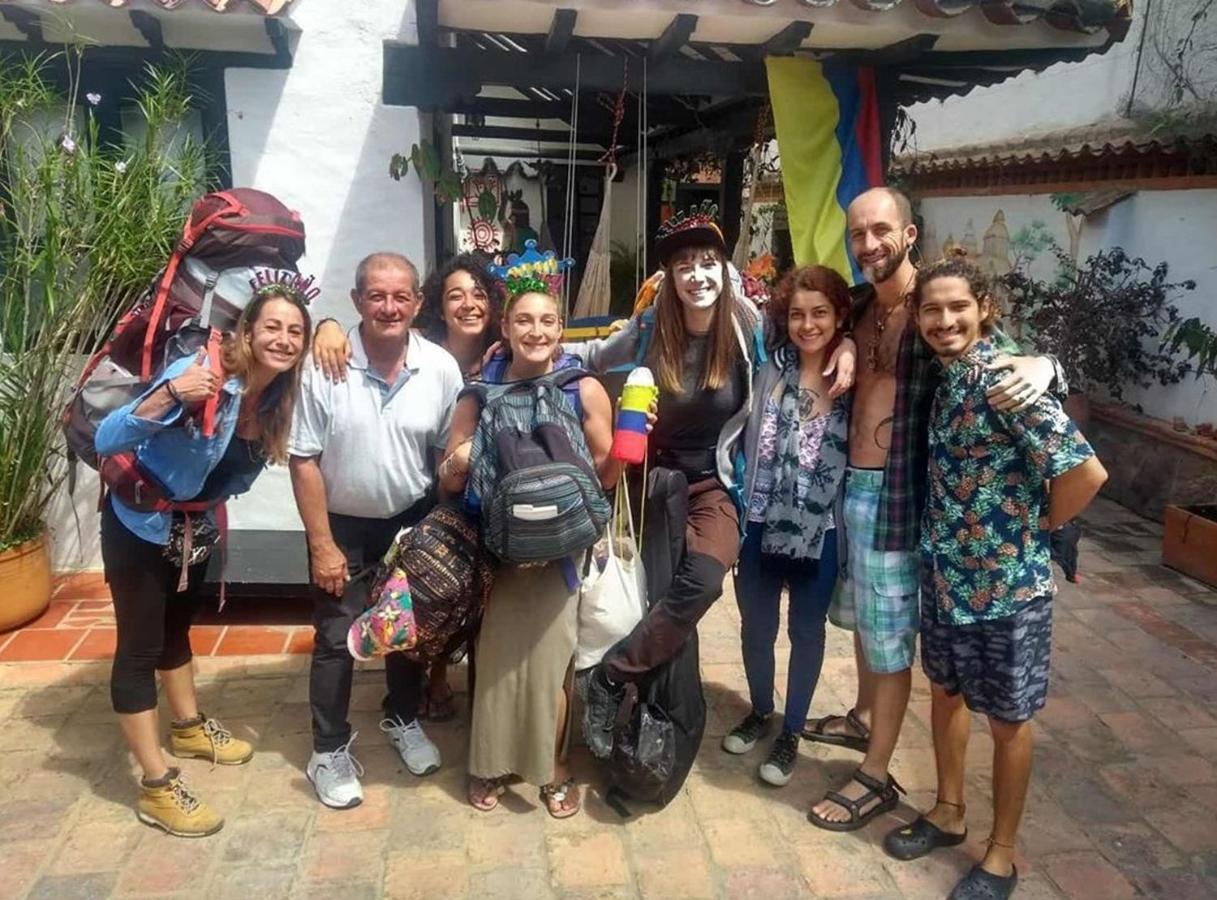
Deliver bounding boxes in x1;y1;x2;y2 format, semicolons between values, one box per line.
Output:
289;252;463;810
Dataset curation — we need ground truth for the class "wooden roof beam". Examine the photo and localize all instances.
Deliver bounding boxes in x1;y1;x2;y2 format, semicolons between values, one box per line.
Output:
545;9;577;55
451;122;612;148
416;0;439;47
0;6;42;42
129;11;164;51
761;20;813;57
649;14;697;61
383;43;768;107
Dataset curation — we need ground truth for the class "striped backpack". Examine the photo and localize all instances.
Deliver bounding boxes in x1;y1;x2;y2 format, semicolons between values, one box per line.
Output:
462;368;610;565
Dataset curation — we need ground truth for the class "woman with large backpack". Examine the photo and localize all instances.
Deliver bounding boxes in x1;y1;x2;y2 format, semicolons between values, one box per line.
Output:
439;281;622;818
311;252;503;720
94;282;311;838
722;265;853;787
577;205;856;760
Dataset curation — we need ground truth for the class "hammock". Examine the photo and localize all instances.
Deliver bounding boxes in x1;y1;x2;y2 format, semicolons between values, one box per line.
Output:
573;164;616;319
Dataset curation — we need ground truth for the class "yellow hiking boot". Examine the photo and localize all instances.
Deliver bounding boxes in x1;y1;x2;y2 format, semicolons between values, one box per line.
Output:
170;714;254;766
137;768;223;837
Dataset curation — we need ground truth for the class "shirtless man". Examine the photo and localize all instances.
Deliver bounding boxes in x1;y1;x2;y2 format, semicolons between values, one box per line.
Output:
805;187;1063;831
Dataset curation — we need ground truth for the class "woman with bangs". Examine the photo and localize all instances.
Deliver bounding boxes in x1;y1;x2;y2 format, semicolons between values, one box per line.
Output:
723;265;853;787
95;282;312;837
575;205;856;760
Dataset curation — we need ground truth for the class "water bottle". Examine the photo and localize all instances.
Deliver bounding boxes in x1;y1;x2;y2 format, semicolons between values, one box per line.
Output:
611;367;659;464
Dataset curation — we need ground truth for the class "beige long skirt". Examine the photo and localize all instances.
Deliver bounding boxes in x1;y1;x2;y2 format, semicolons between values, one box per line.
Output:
468;561;578;786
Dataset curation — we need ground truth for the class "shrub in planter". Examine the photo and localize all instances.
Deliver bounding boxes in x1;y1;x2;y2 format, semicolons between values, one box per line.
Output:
0;54;210;623
999;245;1194;404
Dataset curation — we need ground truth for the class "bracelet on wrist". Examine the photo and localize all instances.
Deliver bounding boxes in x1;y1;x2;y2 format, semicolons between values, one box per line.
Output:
165;381;182;404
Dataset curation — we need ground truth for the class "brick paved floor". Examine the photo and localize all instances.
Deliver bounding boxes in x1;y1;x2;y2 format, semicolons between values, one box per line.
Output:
1;497;1216;899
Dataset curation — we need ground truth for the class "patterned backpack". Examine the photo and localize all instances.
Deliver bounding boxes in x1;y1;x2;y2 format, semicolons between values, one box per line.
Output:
348;504;492;663
463;368;610;565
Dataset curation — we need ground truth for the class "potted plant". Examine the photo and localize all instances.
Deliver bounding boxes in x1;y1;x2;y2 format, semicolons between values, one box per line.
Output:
0;55;209;630
1159;317;1217;587
1000;245;1194;428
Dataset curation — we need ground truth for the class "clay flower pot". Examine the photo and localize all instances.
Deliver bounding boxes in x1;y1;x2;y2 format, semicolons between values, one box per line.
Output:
1163;505;1217;590
0;533;52;632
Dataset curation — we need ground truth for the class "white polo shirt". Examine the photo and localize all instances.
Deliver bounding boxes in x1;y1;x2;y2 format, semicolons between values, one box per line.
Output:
289;327;463;518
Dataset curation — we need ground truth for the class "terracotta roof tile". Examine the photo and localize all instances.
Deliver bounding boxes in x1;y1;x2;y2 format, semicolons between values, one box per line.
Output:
893;118;1217;191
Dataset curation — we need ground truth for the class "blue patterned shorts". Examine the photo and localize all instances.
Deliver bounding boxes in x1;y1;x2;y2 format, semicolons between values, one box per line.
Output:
828;468;919;674
920;590;1054;723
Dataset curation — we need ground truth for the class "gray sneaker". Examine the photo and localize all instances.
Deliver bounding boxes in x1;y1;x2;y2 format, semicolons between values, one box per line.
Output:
380;716;441;776
306;733;365;809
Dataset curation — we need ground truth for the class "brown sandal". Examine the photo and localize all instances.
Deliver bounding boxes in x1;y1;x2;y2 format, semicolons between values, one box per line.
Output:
540;779;580;819
421;684;458;722
468;776;504;812
803;708;871;754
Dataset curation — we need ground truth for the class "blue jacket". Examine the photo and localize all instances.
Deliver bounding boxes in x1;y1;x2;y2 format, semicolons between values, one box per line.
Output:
94;354;262;545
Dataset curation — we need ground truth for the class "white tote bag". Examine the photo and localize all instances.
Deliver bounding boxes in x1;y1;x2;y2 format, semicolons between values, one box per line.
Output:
575;479;647;671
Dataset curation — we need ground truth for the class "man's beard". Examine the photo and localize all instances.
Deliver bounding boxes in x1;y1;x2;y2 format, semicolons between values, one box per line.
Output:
864;241;910;285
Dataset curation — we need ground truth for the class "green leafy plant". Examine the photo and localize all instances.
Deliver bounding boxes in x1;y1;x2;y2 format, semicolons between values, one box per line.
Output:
1000;246;1194;403
1163;317;1217;379
0;52;209;552
389;140;463;204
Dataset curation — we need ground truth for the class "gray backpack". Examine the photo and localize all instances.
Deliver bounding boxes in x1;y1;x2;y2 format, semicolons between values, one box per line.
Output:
463;368;610;565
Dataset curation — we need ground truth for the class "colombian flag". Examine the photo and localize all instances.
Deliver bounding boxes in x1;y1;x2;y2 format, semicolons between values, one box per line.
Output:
765;58;883;284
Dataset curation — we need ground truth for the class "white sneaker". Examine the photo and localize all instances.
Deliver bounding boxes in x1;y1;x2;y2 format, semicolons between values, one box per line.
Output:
380;716;442;776
306;733;365;809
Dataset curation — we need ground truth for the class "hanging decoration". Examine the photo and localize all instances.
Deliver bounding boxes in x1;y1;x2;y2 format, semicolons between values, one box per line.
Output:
573;65;629;320
459;158;505;254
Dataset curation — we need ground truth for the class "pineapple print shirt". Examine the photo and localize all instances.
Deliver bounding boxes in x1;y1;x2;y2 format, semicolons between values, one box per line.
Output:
921;339;1094;626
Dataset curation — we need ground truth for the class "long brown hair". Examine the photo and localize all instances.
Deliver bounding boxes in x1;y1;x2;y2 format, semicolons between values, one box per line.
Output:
653;245;739;393
220;290;312;464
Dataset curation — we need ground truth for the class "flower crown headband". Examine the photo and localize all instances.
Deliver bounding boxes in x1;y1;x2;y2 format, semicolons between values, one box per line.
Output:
249;268;321;306
487;240;574;299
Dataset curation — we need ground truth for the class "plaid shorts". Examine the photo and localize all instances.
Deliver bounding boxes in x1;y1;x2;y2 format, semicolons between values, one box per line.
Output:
829;468;919;674
920;589;1054;723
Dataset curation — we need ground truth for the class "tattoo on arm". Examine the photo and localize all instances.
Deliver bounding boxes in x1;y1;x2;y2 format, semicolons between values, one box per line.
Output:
874;415;893;451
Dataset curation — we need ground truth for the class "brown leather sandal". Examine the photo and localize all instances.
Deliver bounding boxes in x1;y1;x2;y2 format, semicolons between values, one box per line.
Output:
540;779;581;819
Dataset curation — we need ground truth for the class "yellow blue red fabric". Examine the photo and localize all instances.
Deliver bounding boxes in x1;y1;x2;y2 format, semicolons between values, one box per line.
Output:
765;58;884;285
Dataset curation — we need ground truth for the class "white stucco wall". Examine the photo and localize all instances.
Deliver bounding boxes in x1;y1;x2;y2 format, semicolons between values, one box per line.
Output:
48;1;429;571
917;192;1217;427
908;4;1217;151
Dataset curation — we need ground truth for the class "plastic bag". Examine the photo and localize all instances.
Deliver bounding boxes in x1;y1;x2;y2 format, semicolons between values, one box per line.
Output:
575;480;646;671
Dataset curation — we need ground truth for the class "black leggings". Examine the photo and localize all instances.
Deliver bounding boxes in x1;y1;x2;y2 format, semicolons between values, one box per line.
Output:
101;499;208;714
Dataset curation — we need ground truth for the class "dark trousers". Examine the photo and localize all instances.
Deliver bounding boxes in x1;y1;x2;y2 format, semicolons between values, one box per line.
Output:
604;476;740;683
735;522;839;735
309;502;431;753
101;498;207;714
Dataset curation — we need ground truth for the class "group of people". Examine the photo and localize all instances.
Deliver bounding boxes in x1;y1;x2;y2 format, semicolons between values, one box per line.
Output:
96;185;1106;900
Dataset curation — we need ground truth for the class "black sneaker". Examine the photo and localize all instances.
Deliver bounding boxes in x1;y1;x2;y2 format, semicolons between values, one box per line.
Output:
721;711;772;755
583;664;625;759
758;730;800;786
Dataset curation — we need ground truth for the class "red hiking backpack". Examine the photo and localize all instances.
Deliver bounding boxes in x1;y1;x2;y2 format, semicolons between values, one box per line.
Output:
62;188;307;512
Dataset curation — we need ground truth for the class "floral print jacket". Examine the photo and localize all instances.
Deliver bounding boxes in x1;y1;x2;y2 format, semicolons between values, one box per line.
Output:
921;339;1094;625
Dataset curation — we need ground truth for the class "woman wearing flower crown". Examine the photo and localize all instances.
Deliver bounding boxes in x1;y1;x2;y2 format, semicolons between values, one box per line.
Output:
577;202;857;760
311;253;505;720
94;282;312;837
437;273;622;819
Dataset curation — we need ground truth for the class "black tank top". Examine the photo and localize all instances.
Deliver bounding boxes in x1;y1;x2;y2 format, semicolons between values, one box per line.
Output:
192;436;264;502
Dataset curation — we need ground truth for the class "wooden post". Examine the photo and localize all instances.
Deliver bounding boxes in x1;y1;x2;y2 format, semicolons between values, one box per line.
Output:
721;148;746;262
